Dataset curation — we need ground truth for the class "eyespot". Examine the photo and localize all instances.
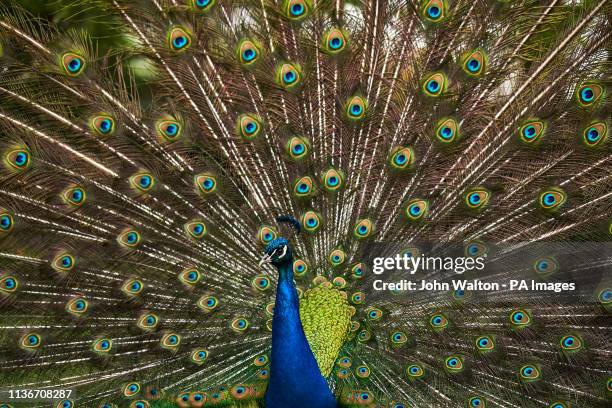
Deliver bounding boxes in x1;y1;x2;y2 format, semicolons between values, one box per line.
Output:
539;188;566;211
160;332;181;351
429;313;449;330
452;288;469;301
533;256;558;276
323;28;348;54
518;120;546;144
179;268;201;286
52;252;75;272
462;49;487;77
61;186;86;207
475;335;495;352
56;400;74;408
321;168;345;192
421;0;447;22
4;148;31;171
390;331;408;347
0;209;14;233
405;199;429;221
332;277;346;289
355;364;370;379
287;136;311;160
90;114;116;136
366;307;383;321
548;402;567;408
130;401;149;408
197;295;219;312
258;226;277;244
422;72;448;97
292;176;315;198
345;96;368;121
254;354;269;366
184;220;207;239
236;114;262;140
276;63;302;89
391;403;406;408
576;82;604;107
195;174;218;194
350;321;360;332
351;263;364;279
465;241;487;257
156;119;182;142
66;296;89;316
336;356;352;368
435;118;459;143
61;52;86;76
598;288;612;305
292;259;308;277
190;0;216;12
231;317;249;333
118;229;141;248
357;329;371;342
237;39;261;66
336;367;350;379
257;367;269;379
99;403;117;408
389;146;415;170
20;332;41;349
329;248;346;267
465;188;490;210
0;275;18;293
350;291;364;305
123;382;141;397
406;364;424;378
168;27;192;51
582;121;608;147
510;309;531;328
252;275;271;292
444;355;464;373
353;218;374;239
137;313;159;331
285;0;311;21
130;172;155;193
92;337;113;354
469;397;486;407
519;364;541;382
559;334;583;351
301;210;322;233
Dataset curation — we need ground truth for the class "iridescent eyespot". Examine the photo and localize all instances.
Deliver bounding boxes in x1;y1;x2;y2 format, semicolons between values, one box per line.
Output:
429;313;448;330
389;146;415;170
465;241;487;257
405;199;429;221
421;0;447;22
337;356;352;368
52;252;75;272
90;114;116;136
92;337;113;354
345;96;367;121
66;296;89;316
323;28;348;55
276;63;302;89
332;276;346;289
575;81;604;107
156;119;182;142
422;72;448;97
130;172;155;193
321;168;345;192
130;401;149;408
257;367;269;379
20;332;41;349
190;0;216;12
231;317;249;333
475;335;495;352
99;403;117;408
355;365;370;378
391;403;406;408
559;334;583;351
287;136;310;160
4;148;31;171
435;118;459;143
356;391;372;403
329;248;346;266
406;363;424;379
61;186;86;207
0;275;18;293
351;263;364;279
336;367;350;379
461;49;487;77
518;119;546;144
464;188;490;210
582;121;608;147
293;176;315;198
197;295;219;312
254;354;269;366
350;291;364;305
237;114;262;140
350;321;360;332
118;229;141;248
168;27;192;51
252;275;271;291
357;329;371;342
301;210;322;233
518;364;541;382
366;307;383;321
0;209;14;233
445;355;464;373
56;400;74;408
284;0;311;21
137;313;159;331
510;309;531;328
538;187;566;211
123;382;141;397
160;332;181;350
293;259;308;276
185;220;207;239
469;396;486;407
353;218;374;238
533;256;558;276
61;52;85;76
548;402;567;408
195;174;218;194
237;39;261;65
258;226;277;244
179;268;201;285
390;331;408;347
231;385;250;400
598;288;612;305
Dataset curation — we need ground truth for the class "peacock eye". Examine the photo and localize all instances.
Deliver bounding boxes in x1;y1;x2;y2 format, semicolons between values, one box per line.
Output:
52;253;75;272
0;275;18;293
582;121;608;147
465;241;487;257
237;114;262;140
131;401;149;408
406;363;424;378
62;186;86;207
328;248;346;266
422;0;447;22
197;294;219;312
123;382;141;397
390;331;408;347
323;28;348;54
461;49;487;76
533;256;558;276
90;114;116;136
137;313;159;331
538;187;566;211
160;332;181;350
405;199;429;221
350;291;364;305
130;172;155;193
5;148;31;171
422;72;448;97
389;146;415;170
276;63;302;89
254;354;269;366
191;0;216;12
56;399;74;408
435;118;459;143
429;313;449;330
464;188;490;210
559;334;583;351
184;220;207;239
20;332;42;349
510;309;531;328
444;355;464;372
92;337;113;353
258;226;277;244
353;218;374;239
469;397;484;407
66;296;89;316
519;364;541;381
156;119;182;142
287;136;310;160
301;211;321;233
252;275;271;291
168;27;192;51
292;176;315;198
576;82;603;107
321;168;345;192
355;364;371;378
476;335;495;351
345;96;368;121
61;52;86;76
598;288;612;304
285;0;311;21
0;209;14;233
230;317;249;333
179;268;201;285
237;39;261;65
350;263;364;279
190;348;209;365
195;174;218;195
518;119;546;144
118;228;141;248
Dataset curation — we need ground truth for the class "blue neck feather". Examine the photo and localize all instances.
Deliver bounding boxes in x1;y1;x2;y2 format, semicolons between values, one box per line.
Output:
265;261;337;408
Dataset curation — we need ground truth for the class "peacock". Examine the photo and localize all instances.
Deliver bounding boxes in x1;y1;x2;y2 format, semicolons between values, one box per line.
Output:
0;0;611;407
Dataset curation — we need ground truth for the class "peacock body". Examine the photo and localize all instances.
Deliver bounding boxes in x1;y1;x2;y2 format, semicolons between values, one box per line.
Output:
0;0;611;407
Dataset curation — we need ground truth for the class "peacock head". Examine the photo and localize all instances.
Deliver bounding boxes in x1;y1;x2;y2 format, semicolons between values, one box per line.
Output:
259;237;293;267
